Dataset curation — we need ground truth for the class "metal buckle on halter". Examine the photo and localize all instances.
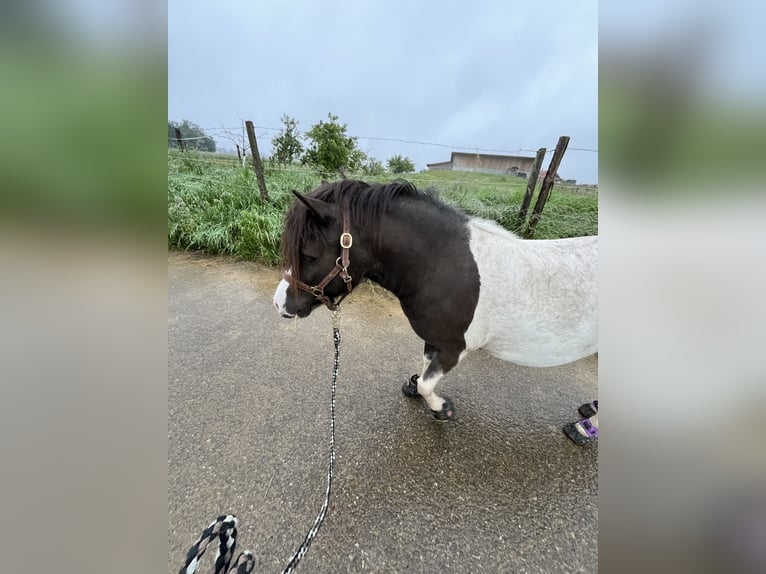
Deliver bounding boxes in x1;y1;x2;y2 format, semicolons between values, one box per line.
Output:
309;286;324;298
339;232;353;249
335;258;352;285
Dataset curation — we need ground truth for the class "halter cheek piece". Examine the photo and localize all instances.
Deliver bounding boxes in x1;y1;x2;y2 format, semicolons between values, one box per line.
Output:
283;211;354;311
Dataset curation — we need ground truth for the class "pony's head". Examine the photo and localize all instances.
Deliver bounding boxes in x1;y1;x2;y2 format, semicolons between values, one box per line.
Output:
273;179;422;318
274;188;354;318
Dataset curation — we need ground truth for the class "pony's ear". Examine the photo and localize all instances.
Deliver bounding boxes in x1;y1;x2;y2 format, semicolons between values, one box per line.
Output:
291;190;335;222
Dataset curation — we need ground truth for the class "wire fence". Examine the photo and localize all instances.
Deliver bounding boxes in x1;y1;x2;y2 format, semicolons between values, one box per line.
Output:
168;122;597;250
169;123;598;201
168;152;597;194
169;124;599;155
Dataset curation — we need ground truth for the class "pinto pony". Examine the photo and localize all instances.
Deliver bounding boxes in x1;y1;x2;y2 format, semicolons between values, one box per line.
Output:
274;180;597;420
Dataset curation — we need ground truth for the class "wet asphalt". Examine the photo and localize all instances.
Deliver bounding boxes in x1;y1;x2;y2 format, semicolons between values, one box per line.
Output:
168;252;598;573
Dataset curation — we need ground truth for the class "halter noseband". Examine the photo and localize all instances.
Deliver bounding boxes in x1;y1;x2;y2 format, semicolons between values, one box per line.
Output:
283;210;354;311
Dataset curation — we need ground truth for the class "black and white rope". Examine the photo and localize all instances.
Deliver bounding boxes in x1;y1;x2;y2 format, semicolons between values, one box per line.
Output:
280;325;340;574
179;515;254;574
178;325;341;574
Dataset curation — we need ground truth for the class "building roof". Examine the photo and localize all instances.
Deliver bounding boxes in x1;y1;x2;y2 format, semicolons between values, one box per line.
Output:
450;151;535;162
427;152;536;168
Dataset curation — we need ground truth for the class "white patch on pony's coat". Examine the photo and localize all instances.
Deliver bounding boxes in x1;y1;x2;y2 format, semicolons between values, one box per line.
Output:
416;368;444;412
464;218;598;367
418;350;468;411
273;278;294;317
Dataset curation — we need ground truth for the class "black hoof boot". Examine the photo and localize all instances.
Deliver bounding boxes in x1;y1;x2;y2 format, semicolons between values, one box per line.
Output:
402;374;420;398
563;422;596;446
578;400;598;418
431;398;455;421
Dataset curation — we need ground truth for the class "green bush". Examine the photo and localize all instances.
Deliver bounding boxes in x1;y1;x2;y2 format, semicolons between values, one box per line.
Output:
387;154;415;174
301;113;358;176
271;114;304;165
360;157;385;176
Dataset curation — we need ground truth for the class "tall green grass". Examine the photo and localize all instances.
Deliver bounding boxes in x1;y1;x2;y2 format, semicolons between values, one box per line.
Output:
168;151;321;264
168;150;597;265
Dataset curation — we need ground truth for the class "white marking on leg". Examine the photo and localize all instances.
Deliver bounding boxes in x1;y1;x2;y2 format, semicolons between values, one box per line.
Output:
417;369;446;412
273;277;294;317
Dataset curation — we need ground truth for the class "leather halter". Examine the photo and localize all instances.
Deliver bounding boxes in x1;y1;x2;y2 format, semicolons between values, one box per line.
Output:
282;211;354;311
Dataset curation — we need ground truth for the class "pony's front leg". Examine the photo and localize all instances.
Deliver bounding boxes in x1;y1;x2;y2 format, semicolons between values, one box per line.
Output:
402;343;463;421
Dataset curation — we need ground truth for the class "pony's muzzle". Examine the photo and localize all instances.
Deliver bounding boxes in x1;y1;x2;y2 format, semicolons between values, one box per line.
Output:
273;278;296;318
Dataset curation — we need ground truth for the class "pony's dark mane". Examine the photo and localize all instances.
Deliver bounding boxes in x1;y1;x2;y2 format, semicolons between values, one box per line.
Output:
280;179;461;278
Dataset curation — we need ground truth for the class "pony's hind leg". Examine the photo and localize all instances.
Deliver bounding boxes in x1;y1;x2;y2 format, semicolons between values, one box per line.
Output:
402;343;462;421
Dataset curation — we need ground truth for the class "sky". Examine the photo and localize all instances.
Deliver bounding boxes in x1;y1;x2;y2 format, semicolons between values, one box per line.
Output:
168;0;598;183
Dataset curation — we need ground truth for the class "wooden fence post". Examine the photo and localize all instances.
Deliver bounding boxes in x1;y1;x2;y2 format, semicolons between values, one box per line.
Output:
245;121;268;200
174;128;186;152
525;136;570;238
236;144;242;162
515;147;546;233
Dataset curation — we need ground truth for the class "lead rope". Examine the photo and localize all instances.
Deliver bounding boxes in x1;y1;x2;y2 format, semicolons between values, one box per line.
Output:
178;309;342;574
280;308;341;573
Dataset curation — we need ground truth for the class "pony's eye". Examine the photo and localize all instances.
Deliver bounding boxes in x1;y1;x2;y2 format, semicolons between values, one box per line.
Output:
301;253;317;263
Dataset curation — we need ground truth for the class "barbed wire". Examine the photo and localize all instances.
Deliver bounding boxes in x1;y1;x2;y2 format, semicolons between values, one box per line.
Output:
173;147;600;175
250;124;599;154
169;135;214;141
168;149;598;179
170;124;598;155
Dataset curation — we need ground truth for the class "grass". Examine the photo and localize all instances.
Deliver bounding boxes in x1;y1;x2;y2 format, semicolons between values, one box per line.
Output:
168;150;597;265
168;151;321;264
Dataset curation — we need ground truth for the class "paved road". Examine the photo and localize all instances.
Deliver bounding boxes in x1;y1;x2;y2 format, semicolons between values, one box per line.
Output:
168;252;598;573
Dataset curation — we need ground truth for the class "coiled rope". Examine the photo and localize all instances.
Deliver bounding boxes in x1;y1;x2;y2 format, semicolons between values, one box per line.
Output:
178;312;342;574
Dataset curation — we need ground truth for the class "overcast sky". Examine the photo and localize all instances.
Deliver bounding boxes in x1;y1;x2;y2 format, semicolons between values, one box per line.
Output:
169;0;598;183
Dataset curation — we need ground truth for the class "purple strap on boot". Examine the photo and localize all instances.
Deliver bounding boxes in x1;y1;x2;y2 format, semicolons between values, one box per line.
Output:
579;419;599;438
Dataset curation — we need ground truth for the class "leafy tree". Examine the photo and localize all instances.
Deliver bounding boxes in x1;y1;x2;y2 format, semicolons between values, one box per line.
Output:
302;113;358;176
347;148;368;174
361;156;385;176
271;114;304;165
387;154;415;174
168;120;216;152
